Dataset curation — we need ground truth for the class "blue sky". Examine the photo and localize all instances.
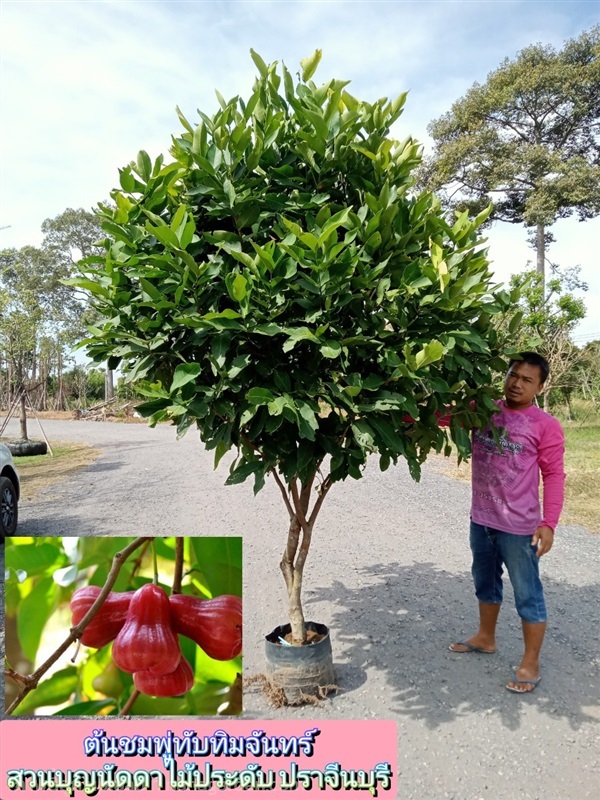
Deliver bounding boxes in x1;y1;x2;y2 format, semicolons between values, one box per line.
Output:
1;0;599;342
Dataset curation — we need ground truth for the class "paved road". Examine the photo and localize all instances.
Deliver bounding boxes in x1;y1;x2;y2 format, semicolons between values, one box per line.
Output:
5;417;600;799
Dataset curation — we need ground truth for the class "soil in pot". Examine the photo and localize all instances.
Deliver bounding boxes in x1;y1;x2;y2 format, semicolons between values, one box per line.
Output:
265;621;336;704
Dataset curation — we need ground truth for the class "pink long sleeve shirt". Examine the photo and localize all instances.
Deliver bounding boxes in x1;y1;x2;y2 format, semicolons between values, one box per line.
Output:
471;401;565;535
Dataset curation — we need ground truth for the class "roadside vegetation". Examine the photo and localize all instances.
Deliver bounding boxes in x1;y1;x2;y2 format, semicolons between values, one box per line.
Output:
0;441;100;501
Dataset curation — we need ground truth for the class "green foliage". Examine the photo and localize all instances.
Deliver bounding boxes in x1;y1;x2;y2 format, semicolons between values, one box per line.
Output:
507;269;586;338
502;269;586;407
423;26;600;262
77;51;514;493
4;536;242;716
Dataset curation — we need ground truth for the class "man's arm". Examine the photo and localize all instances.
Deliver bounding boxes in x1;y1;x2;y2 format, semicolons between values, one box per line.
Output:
534;417;566;557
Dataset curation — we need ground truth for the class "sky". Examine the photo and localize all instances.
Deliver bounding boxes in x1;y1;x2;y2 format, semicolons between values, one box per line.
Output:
1;0;599;345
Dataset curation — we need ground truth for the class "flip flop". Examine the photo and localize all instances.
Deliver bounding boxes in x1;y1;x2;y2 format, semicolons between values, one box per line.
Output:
506;671;541;693
448;641;495;655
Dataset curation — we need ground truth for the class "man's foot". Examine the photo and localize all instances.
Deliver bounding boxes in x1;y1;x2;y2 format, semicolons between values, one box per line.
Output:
449;639;495;655
506;668;541;693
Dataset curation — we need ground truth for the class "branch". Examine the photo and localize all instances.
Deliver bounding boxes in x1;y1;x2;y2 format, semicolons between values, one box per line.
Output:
6;536;152;715
307;474;333;530
290;478;310;537
172;538;184;595
119;689;141;717
271;468;295;520
126;539;152;583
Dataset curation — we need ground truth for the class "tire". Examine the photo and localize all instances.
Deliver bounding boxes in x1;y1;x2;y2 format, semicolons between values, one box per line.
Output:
0;476;18;535
6;440;48;457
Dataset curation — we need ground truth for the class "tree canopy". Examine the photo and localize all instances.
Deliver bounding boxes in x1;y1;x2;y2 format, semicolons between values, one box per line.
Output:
76;50;515;641
0;208;105;419
422;25;600;279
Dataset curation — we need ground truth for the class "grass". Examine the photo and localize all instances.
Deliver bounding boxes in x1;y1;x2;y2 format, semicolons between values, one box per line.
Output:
3;441;101;501
432;418;600;533
561;424;600;532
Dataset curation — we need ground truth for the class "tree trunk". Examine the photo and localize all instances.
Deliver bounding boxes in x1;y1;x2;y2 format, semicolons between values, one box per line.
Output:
19;391;28;440
284;516;307;644
105;368;114;400
536;223;545;283
7;360;12;408
276;472;331;645
40;361;47;411
57;349;64;410
543;387;551;412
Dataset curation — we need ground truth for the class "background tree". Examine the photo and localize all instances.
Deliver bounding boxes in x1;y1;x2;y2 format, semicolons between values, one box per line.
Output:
503;267;586;410
0;209;110;418
422;26;600;284
76;51;515;644
0;247;50;436
41;208;115;401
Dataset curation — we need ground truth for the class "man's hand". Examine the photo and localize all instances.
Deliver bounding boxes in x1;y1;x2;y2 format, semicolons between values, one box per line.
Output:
532;525;554;557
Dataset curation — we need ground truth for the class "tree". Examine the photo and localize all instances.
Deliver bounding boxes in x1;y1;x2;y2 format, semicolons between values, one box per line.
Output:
0;247;50;436
422;26;600;283
41;208;115;401
577;340;600;413
0;209;110;419
77;51;514;644
504;267;586;410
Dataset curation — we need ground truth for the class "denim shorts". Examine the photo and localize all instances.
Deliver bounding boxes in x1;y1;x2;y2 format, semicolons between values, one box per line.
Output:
469;520;547;623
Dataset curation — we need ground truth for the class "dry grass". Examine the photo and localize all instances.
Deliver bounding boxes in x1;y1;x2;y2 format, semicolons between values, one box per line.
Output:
431;422;600;533
4;441;101;501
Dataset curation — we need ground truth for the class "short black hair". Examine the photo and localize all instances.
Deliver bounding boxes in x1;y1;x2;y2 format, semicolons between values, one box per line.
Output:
508;352;550;384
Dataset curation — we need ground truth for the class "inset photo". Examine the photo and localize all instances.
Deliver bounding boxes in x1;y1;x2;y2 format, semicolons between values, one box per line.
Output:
3;535;242;716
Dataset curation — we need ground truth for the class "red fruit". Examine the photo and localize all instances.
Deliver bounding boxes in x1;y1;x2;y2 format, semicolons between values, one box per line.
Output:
169;594;242;661
71;586;134;648
112;584;181;675
133;656;194;697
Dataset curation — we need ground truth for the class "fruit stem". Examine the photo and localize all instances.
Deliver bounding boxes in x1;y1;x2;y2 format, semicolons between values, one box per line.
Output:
152;540;158;585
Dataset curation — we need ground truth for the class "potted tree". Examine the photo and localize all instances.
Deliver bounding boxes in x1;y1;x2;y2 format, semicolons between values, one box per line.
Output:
74;51;513;701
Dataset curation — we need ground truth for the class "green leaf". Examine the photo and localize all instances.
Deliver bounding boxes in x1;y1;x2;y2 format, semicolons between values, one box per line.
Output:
136;150;152;181
369;418;406;455
146;222;180;249
6;542;65;577
250;48;269;77
214;440;230;470
225;460;264;488
53;700;118;716
415;340;444;369
190;536;242;597
320;340;342;358
300;49;322;82
231;274;247;301
14;667;78;714
17;577;59;662
282;327;320;352
246;387;274;405
171;363;201;392
62;278;110;298
139;278;163;301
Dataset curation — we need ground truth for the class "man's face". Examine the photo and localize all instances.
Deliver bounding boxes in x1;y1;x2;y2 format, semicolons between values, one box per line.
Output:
504;361;544;409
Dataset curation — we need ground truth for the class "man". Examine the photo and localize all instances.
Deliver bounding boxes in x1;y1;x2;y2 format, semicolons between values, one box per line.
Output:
449;352;565;694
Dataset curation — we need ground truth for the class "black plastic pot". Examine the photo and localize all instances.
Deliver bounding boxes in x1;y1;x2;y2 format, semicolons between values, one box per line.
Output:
265;621;336;703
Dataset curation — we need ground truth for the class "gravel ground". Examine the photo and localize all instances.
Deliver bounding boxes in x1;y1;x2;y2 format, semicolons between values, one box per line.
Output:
4;417;600;799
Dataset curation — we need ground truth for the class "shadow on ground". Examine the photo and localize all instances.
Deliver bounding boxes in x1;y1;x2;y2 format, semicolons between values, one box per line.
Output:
305;561;600;731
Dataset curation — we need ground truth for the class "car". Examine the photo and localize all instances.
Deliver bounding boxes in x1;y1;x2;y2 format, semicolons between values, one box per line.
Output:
0;443;20;536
